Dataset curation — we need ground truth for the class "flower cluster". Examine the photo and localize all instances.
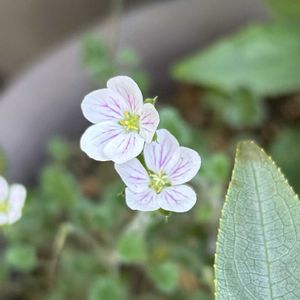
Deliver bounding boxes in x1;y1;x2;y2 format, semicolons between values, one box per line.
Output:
0;176;27;226
80;76;201;212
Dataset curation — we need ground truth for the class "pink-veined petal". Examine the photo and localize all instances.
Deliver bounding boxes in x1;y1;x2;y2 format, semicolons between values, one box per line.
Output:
107;76;143;114
0;176;8;202
125;188;159;211
115;159;149;192
81;88;128;123
168;147;201;185
158;185;196;213
80;122;124;161
103;132;144;164
143;129;180;173
139;103;160;143
7;184;26;224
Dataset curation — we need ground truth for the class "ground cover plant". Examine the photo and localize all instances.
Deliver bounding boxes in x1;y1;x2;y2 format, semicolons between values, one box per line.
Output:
0;0;300;299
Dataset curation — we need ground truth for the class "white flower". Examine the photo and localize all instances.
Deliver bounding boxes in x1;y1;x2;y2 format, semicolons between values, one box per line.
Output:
0;176;26;226
80;76;160;164
115;129;201;212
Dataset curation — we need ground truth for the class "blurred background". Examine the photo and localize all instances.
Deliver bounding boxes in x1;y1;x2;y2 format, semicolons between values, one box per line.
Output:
0;0;155;85
0;0;300;299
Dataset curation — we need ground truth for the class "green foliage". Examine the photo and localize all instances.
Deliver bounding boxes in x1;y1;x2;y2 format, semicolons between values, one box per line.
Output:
83;36;149;92
117;233;148;263
47;136;72;162
215;141;300;299
172;22;300;97
265;0;300;20
158;106;194;145
84;36;116;82
40;165;81;212
201;152;230;183
5;244;37;272
147;262;179;293
204;89;265;128
89;277;127;300
270;126;300;195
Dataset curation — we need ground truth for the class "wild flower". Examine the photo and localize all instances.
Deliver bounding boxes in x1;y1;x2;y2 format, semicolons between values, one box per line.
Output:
0;176;26;226
80;76;159;164
115;129;201;212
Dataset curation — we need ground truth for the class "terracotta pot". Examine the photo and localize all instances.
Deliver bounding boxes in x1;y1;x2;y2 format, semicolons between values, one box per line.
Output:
0;0;266;182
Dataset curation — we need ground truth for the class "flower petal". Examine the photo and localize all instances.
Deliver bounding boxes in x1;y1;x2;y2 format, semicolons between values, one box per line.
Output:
158;185;196;213
115;159;149;192
103;132;144;164
81;88;128;123
0;176;8;202
7;184;26;224
143;129;180;173
139;103;160;143
168;147;201;185
80;122;124;161
107;76;143;114
125;188;159;211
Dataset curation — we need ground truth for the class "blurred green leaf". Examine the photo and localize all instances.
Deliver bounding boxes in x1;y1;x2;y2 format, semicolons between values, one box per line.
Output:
117;233;147;263
89;277;126;300
5;244;37;272
40;165;82;211
204;89;265;128
265;0;300;20
270;126;300;195
48;137;71;162
117;48;140;66
83;36;114;83
195;203;213;223
83;36;149;92
148;262;179;293
215;141;300;299
190;291;212;300
172;22;300;96
159;106;193;145
201;152;230;182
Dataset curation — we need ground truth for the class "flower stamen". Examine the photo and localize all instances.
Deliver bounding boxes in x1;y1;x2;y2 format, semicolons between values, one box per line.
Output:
149;170;170;194
0;201;8;213
119;111;140;132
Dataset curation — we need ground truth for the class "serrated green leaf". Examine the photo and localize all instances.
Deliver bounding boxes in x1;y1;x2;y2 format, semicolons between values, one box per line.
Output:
215;141;300;299
172;23;300;96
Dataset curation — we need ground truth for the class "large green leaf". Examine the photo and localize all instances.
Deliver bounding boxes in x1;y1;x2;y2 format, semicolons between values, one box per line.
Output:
215;141;300;299
172;23;300;96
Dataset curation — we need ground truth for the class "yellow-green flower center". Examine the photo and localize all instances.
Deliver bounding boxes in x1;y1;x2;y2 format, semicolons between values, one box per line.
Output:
0;201;8;213
149;170;170;194
119;112;140;132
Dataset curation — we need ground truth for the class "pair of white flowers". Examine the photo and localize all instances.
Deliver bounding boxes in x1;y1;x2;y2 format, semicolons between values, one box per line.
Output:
80;76;201;212
0;176;26;226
